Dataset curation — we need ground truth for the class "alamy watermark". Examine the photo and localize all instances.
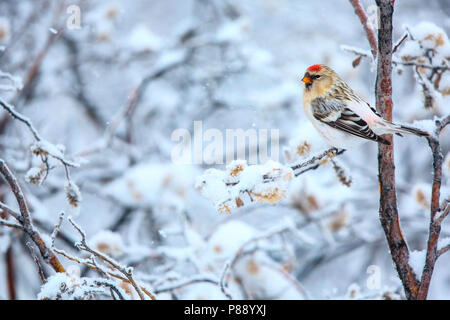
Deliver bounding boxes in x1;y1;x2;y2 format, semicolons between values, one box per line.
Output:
66;5;81;30
366;264;381;290
171;121;280;165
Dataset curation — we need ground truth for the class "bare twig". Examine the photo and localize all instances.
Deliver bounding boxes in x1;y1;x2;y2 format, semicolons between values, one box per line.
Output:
220;262;233;300
93;280;126;300
0;97;41;141
392;33;408;53
0;202;21;222
153;275;220;294
0;218;23;230
62;36;104;127
15;25;63;104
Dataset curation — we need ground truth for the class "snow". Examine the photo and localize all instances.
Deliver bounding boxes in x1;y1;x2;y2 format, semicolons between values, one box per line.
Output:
438;237;450;252
128;24;163;52
37;273;69;300
207;220;258;261
104;163;196;212
89;230;124;256
196;159;293;213
216;18;251;42
340;45;372;58
409;250;426;280
65;181;82;209
444;152;450;181
411;119;436;135
407;22;450;53
25;166;42;184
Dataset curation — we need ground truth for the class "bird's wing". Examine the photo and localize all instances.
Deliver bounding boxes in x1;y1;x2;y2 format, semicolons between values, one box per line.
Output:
311;97;390;145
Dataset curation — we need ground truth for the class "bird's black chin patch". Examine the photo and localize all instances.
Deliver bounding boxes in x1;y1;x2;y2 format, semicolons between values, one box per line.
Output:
305;83;312;90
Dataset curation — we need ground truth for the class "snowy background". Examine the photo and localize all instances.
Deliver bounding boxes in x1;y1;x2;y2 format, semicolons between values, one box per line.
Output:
0;0;449;299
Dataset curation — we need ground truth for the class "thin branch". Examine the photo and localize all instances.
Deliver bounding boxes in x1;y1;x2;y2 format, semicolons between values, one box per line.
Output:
392;60;450;71
416;116;450;299
26;242;47;283
66;216;154;300
220;262;233;300
0;97;41;141
0;202;21;222
0;159;65;273
392;33;408;53
291;148;344;172
93;280;126;300
0;218;23;230
153;275;220;294
348;0;378;59
50;212;65;248
0;97;79;168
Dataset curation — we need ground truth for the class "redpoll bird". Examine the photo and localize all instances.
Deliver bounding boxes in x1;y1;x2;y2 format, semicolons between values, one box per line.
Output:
301;64;427;149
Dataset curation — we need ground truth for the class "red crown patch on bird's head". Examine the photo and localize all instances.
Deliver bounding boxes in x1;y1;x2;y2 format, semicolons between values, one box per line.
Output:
306;64;322;72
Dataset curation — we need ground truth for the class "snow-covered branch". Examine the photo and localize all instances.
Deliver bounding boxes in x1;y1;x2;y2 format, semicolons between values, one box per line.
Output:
52;216;155;300
197;147;346;213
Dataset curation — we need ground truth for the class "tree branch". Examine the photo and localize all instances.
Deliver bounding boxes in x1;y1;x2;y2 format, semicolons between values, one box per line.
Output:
416;116;450;299
348;0;378;59
0;159;65;273
374;0;419;300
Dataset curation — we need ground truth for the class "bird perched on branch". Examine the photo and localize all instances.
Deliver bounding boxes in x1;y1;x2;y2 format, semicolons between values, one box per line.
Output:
301;64;427;149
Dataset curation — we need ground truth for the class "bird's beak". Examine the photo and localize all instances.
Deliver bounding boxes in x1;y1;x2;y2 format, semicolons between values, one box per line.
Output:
302;75;312;84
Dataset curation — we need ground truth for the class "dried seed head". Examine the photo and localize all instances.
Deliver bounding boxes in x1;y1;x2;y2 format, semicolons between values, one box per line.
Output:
295;141;311;157
413;184;430;210
332;160;352;187
25;167;43;184
227;160;247;177
65;181;82;208
30;144;48;157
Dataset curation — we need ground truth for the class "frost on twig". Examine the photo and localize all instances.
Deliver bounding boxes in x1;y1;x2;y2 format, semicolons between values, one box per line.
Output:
0;70;23;92
0;96;80;189
52;216;155;300
37;272;128;300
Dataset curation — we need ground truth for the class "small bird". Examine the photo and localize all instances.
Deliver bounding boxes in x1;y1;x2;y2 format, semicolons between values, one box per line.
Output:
301;64;427;149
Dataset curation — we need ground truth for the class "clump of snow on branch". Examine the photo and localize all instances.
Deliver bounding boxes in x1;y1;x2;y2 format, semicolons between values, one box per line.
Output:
409;250;426;280
196;160;293;213
38;272;128;300
396;22;450;113
25;166;44;185
89;230;124;257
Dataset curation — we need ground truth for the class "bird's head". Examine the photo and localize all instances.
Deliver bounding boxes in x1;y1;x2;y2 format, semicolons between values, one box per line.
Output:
301;64;337;96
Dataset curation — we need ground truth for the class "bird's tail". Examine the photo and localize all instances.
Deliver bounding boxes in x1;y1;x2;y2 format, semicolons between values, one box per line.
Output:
381;120;428;137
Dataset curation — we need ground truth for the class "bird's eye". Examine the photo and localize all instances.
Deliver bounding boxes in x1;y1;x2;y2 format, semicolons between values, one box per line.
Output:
313;75;321;79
